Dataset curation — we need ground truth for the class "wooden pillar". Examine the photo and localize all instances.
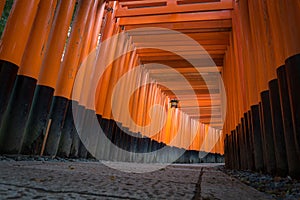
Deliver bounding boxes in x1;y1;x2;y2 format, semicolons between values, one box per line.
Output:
103;34;129;155
262;0;297;178
74;0;101;159
0;0;40;129
250;105;264;172
253;0;289;177
44;0;93;156
22;0;76;155
239;117;245;169
269;79;288;176
245;112;254;170
241;118;249;169
0;0;57;154
229;133;234;169
276;0;300;173
260;91;276;175
277;66;300;178
233;126;238;169
58;0;104;158
285;54;300;157
224;134;229;168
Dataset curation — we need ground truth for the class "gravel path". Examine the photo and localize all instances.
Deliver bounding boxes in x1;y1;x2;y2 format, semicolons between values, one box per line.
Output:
0;159;272;199
222;168;300;200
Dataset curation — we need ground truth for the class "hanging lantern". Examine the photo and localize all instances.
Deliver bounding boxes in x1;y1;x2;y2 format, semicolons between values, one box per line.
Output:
170;99;179;108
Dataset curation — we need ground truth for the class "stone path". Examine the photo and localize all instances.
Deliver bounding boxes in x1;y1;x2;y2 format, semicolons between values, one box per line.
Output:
0;161;273;199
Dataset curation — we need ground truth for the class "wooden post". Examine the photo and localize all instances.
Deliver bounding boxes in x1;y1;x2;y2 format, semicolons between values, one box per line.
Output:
260;91;276;175
57;1;105;157
23;0;76;155
44;0;94;157
0;0;40;131
250;105;264;172
0;0;57;155
277;66;300;178
269;79;288;176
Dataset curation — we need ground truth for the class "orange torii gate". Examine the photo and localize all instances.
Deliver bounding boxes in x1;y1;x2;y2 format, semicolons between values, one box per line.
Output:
223;0;300;178
0;0;299;178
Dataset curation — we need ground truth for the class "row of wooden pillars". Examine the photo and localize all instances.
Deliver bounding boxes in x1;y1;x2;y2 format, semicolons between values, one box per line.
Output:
0;0;223;162
223;0;300;179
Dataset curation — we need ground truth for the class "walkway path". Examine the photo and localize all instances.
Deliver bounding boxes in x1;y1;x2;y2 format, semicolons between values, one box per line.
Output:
0;160;272;199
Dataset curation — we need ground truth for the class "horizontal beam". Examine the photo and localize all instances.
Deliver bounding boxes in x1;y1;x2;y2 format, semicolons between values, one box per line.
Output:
130;31;230;42
167;93;221;97
160;85;219;90
156;81;221;88
139;54;224;61
147;66;222;73
162;89;219;95
116;0;233;17
119;10;232;25
151;71;219;78
138;51;225;57
180;101;221;107
134;40;229;46
128;28;231;35
142;58;224;66
119;0;167;6
124;19;232;31
179;99;220;104
136;45;228;52
165;93;221;99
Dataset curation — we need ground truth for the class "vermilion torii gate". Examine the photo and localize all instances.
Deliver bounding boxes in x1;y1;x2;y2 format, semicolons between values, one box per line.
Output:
0;0;224;163
0;0;299;178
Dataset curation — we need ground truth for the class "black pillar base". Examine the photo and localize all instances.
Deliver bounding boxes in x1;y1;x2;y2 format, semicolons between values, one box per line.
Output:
44;96;69;156
57;102;76;158
0;75;36;154
21;85;54;155
238;122;247;170
244;112;255;170
269;79;288;176
285;54;300;156
78;140;88;159
261;91;276;175
0;60;18;127
224;134;230;168
277;65;300;178
70;131;81;158
250;104;264;172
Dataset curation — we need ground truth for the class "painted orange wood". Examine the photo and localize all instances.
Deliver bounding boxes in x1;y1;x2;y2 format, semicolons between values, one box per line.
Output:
0;0;40;66
125;19;232;31
116;0;232;17
283;0;300;57
95;5;119;115
79;1;106;108
231;4;248;113
18;0;57;79
89;2;106;51
74;0;99;104
238;0;258;106
54;0;94;99
114;50;136;122
111;50;134;122
38;0;76;88
102;34;128;119
247;0;268;93
119;10;232;25
265;1;287;68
